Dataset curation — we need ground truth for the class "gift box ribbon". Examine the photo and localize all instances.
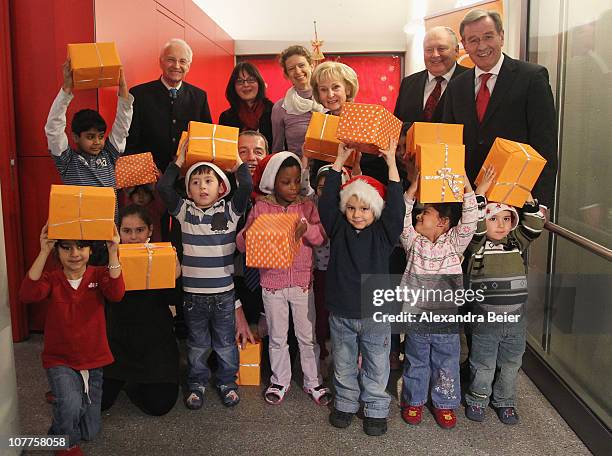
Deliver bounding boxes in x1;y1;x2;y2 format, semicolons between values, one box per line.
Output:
304;114;334;155
190;124;238;162
49;188;114;238
495;143;532;203
239;363;260;367
75;44;115;85
142;239;168;290
423;143;463;201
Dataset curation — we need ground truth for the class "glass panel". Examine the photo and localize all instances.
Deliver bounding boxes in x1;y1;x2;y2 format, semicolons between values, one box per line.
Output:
547;239;612;428
528;0;562;101
557;2;612;247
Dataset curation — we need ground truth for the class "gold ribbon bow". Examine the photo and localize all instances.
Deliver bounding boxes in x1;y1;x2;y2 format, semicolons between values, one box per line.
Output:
423;143;463;201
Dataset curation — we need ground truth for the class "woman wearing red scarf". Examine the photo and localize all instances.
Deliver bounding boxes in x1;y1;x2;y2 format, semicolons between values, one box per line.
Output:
219;62;274;147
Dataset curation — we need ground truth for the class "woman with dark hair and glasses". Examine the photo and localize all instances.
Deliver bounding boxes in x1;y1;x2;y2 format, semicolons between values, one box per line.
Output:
219;62;274;147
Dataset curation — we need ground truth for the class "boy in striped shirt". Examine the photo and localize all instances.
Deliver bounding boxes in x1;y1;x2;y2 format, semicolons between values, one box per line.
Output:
45;59;133;188
157;140;252;410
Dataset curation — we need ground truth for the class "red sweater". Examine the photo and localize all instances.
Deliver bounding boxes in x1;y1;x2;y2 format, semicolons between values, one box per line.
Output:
19;267;125;370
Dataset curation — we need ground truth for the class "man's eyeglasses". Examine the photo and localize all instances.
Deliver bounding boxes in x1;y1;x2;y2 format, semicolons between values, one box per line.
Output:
236;78;257;85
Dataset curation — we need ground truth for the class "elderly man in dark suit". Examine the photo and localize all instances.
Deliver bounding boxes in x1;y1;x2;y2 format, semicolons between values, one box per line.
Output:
443;10;557;208
126;38;212;172
395;26;467;124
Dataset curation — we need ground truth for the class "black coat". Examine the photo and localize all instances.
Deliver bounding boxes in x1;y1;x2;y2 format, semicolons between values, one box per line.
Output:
443;55;558;207
126;78;212;171
218;98;274;148
394;63;468;124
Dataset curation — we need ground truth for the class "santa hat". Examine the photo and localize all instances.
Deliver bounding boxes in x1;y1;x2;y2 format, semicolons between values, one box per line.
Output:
185;161;231;199
254;151;301;195
340;175;386;219
485;202;519;230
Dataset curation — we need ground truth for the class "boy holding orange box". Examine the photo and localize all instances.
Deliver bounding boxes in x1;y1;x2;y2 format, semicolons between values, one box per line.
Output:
45;59;133;190
157;139;252;411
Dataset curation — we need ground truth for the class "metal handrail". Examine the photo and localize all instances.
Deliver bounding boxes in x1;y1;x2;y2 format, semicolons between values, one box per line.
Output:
544;221;612;262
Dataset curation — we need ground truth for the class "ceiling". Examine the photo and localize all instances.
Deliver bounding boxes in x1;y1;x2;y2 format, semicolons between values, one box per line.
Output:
194;0;486;55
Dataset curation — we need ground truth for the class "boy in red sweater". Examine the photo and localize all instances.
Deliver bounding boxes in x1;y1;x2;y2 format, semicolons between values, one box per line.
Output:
20;223;124;456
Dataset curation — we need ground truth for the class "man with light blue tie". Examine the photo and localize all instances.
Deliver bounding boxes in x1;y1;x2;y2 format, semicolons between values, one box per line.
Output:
125;38;212;339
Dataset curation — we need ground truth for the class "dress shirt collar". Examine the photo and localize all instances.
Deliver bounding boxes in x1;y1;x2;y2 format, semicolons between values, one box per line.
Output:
427;63;456;84
160;77;182;91
475;54;504;80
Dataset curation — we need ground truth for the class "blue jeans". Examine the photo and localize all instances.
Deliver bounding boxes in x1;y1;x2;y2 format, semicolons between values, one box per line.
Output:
46;366;103;447
466;313;526;408
329;313;391;419
183;290;238;390
402;333;460;409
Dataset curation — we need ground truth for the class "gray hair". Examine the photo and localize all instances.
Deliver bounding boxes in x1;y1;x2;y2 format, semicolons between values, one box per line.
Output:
424;26;459;49
160;38;193;63
460;9;503;38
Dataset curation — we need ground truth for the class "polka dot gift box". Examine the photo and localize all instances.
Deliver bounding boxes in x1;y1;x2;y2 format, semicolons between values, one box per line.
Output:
336;102;402;154
115;152;159;189
246;213;300;269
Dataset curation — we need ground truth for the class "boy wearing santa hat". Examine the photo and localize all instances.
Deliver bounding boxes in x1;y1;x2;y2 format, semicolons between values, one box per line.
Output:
318;142;405;436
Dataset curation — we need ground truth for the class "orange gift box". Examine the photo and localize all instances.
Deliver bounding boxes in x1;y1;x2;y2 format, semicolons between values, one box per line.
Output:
246;213;300;269
336;102;402;154
118;242;175;291
185;121;238;171
48;185;116;240
406;122;463;157
115;152;158;189
416;143;466;203
475;138;547;207
304;112;355;167
236;341;262;386
67;42;121;90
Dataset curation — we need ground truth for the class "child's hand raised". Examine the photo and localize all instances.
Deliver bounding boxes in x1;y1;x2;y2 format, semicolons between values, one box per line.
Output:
230;154;243;173
463;175;474;193
333;143;356;171
475;165;496;195
106;225;121;252
62;59;73;93
40;222;57;255
295;218;308;241
378;138;398;166
176;137;188;168
118;68;129;99
405;171;419;200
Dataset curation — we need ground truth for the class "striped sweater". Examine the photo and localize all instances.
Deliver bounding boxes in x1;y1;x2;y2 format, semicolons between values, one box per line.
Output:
45;88;133;188
157;163;253;294
465;200;545;313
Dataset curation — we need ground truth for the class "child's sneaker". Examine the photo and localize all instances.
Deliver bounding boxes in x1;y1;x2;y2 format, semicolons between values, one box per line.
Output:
185;388;205;410
329;408;354;428
218;385;240;407
363;416;388;436
401;404;423;425
432;407;457;429
496;406;519;425
304;385;332;406
465;404;485;422
389;351;402;370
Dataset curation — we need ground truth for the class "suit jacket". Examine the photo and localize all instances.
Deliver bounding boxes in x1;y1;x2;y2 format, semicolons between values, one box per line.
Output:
126;78;212;171
394;64;468;124
443;54;558;208
218;98;274;148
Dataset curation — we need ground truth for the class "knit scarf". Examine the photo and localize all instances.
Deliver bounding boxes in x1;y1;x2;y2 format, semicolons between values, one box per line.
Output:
281;87;325;115
238;100;265;130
